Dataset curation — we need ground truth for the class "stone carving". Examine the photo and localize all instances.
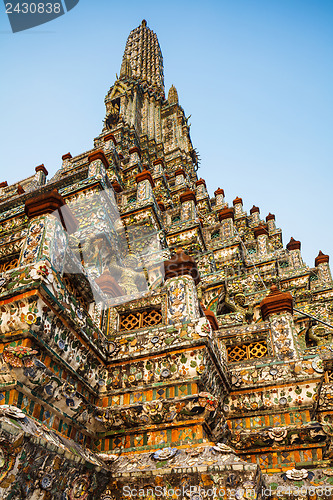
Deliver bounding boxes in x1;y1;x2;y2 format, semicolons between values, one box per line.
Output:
216;283;254;323
94;393;220;430
305;319;332;346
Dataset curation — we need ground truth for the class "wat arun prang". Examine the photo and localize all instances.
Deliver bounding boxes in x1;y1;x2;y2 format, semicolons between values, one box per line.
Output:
0;19;332;500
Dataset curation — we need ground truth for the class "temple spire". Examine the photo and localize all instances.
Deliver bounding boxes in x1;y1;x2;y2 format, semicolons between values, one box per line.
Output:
120;19;164;93
168;85;178;104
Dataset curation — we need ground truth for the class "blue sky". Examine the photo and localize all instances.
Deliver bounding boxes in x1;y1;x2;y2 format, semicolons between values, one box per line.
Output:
0;0;332;266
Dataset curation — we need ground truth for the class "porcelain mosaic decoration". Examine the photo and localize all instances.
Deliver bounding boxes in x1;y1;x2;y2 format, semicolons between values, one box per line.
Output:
0;19;333;500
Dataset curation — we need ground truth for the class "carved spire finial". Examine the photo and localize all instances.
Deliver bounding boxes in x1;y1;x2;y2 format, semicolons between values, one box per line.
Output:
120;57;132;79
168;85;178;104
120;21;164;92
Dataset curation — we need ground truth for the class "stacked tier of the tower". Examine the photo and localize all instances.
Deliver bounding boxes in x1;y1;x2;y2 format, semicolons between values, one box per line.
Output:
0;19;332;500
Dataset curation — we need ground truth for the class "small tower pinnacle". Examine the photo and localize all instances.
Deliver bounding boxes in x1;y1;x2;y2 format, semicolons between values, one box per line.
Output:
168;85;179;104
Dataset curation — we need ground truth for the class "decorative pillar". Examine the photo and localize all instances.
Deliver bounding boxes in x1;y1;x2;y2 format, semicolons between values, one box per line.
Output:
195;178;208;199
153;158;164;176
179;189;197;221
0;181;7;200
21;190;78;274
254;225;269;256
103;132;117;152
135;168;155;204
214;187;225;209
88;150;109;178
286;237;303;268
112;180;122;193
218;207;234;239
34;164;48;186
315;251;332;283
128;146;141;167
164;249;201;324
233;196;243;217
250;205;260;226
175;168;186;186
61;152;72;169
260;285;300;360
196;178;210;213
266;213;276;232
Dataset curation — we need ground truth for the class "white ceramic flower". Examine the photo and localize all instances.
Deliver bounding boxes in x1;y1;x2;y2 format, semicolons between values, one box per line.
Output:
152;447;178;460
323;469;333;476
268;427;287;441
0;404;26;419
285;468;308;480
30;261;54;284
143;400;163;415
312;356;324;373
212;442;234;453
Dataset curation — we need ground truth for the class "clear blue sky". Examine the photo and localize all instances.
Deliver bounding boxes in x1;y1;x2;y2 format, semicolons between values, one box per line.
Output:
1;0;332;267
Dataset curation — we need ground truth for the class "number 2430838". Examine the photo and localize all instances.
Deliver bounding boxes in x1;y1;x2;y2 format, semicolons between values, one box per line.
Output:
5;3;62;14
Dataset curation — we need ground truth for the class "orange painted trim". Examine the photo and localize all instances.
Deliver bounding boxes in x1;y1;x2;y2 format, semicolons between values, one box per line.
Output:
0;338;33;352
8;390;16;405
113;439;215;457
33;404;41;419
102;418;207;438
237;442;324;454
229;378;320;396
108;345;204;368
121;206;156;220
43;355;51;368
123;393;130;405
146;390;153;402
0;289;39;306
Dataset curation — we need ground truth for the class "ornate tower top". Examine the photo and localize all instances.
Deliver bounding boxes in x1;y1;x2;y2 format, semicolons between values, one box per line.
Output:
120;19;164;93
168;85;178;104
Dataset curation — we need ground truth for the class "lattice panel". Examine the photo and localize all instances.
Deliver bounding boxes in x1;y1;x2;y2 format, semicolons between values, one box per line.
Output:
227;345;247;362
142;309;162;327
120;309;162;331
0;256;19;273
248;341;267;359
120;312;141;331
227;341;267;363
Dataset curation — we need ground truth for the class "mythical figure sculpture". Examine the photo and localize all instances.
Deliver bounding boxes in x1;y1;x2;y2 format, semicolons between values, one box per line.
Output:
108;253;147;296
305;320;332;346
216;283;254;323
